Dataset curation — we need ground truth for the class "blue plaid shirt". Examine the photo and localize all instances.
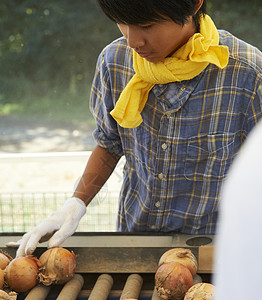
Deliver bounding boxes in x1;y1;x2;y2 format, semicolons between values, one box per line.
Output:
90;30;262;234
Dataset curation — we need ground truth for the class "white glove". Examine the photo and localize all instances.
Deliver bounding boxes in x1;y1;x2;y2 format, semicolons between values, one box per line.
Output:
6;197;86;257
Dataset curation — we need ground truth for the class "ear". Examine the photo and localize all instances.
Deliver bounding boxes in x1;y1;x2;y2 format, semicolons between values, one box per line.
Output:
194;0;204;15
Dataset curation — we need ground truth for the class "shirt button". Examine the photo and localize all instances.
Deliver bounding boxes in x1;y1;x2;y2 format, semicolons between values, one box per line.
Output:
161;143;168;150
155;201;161;208
158;173;164;180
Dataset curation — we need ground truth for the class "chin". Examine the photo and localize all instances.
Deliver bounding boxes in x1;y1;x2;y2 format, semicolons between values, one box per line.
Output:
145;56;161;63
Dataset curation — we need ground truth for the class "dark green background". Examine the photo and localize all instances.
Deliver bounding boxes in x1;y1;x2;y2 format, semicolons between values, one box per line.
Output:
0;0;261;123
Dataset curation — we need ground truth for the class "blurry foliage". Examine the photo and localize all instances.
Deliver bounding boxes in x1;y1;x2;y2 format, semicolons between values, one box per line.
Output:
0;0;261;121
0;0;120;122
207;0;262;51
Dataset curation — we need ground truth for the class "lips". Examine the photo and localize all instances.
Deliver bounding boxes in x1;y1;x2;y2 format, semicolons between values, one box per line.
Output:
137;52;151;58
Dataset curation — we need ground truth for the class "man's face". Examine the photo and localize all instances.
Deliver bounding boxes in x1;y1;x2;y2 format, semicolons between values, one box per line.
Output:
117;17;196;63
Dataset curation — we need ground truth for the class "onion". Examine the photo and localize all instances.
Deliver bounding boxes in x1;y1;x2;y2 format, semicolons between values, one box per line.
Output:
155;261;193;300
0;290;17;300
184;283;215;300
0;250;12;270
39;247;76;286
158;248;198;276
5;256;41;293
0;268;5;288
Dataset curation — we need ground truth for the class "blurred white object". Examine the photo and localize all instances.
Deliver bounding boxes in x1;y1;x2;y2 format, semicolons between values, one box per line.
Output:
214;121;262;299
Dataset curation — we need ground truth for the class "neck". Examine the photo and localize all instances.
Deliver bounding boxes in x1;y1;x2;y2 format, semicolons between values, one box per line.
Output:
168;18;197;57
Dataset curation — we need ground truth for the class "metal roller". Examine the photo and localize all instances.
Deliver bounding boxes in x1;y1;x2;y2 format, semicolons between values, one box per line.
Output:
88;273;113;300
120;273;143;300
56;274;84;300
24;284;51;300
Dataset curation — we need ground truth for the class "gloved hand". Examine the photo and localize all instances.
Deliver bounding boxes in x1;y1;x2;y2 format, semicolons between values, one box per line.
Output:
6;197;86;257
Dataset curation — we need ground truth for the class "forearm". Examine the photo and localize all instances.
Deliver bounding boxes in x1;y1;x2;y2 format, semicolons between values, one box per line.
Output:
73;145;121;205
8;148;120;257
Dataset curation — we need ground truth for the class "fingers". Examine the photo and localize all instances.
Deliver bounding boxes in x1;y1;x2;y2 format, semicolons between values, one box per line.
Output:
6;235;37;258
15;233;32;257
14;215;64;257
6;239;22;248
6;200;82;256
48;232;67;249
48;221;78;248
15;230;51;257
24;230;47;256
6;235;38;257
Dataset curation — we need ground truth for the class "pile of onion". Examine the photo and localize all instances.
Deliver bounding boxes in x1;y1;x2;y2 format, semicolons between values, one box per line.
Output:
158;247;198;276
5;256;41;293
0;249;12;289
184;282;215;299
38;247;76;286
0;250;12;270
155;261;193;300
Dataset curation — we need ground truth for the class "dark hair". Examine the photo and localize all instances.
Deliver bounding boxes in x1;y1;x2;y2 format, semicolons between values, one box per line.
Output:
97;0;206;30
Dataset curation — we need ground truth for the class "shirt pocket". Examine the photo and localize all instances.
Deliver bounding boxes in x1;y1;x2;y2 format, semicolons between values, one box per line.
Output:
185;133;237;181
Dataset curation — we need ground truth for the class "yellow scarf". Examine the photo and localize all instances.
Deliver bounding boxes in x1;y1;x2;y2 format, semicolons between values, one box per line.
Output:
110;15;229;128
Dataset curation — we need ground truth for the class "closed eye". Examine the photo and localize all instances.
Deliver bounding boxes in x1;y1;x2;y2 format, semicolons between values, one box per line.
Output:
139;24;154;30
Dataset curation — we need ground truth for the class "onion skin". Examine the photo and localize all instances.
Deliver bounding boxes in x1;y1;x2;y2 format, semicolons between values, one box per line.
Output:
0;290;17;300
155;261;193;300
39;247;76;286
184;283;215;300
158;248;198;276
5;256;41;293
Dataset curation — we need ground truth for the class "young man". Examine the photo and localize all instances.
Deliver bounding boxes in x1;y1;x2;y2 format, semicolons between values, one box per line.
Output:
8;0;262;257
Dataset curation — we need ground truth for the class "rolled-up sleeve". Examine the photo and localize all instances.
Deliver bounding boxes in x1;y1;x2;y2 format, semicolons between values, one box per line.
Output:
90;43;125;156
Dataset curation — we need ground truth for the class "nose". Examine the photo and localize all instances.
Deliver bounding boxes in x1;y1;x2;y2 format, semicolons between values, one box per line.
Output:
124;25;145;50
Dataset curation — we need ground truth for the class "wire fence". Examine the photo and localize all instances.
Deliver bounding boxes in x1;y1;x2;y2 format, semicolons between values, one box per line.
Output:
0;191;119;233
0;152;124;233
